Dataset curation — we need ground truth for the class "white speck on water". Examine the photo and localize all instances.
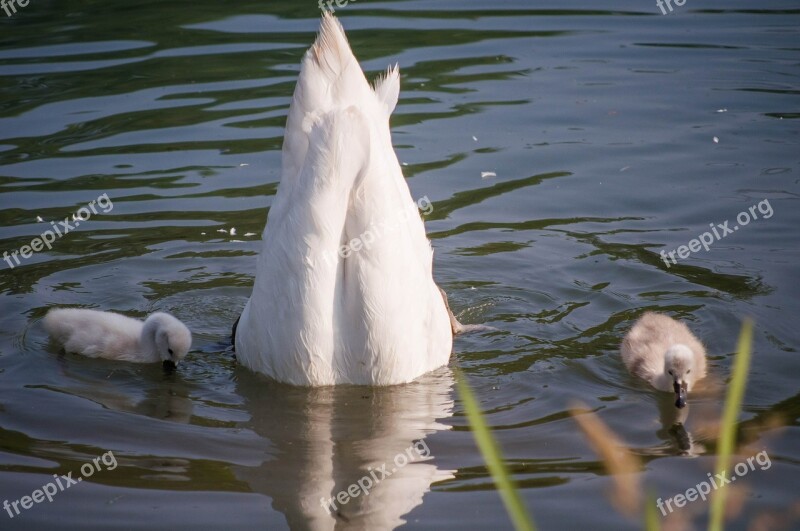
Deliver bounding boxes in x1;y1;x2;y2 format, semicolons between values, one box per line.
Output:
200;232;206;235
36;216;44;222
620;166;630;172
716;108;728;113
481;171;496;179
713;136;719;143
239;163;249;167
230;227;237;236
230;239;244;243
401;162;408;166
244;232;257;237
217;229;228;234
472;136;478;141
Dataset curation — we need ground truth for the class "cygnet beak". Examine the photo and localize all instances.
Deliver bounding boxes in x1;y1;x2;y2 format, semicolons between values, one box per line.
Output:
163;359;177;371
673;380;687;409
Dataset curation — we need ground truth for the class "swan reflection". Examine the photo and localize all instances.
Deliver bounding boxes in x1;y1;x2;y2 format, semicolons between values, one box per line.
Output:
232;367;455;530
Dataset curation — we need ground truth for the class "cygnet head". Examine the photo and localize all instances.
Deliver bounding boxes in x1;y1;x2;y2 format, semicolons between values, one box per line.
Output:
144;313;192;369
664;344;696;409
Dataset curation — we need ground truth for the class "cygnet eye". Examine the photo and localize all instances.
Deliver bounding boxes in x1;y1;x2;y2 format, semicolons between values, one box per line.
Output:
168;348;174;355
668;370;673;376
687;369;691;374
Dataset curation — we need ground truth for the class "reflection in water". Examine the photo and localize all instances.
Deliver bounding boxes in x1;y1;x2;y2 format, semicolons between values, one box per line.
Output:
655;398;704;457
40;354;196;424
621;388;719;459
232;368;455;530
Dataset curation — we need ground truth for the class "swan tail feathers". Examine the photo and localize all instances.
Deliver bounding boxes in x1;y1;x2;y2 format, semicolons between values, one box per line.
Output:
282;14;372;184
373;64;400;116
311;13;356;82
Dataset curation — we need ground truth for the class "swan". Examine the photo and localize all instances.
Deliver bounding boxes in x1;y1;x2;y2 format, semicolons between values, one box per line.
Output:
233;14;453;386
621;312;707;408
43;308;192;368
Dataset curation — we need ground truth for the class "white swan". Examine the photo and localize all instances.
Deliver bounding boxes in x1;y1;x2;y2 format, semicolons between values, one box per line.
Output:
621;312;707;408
234;14;452;386
43;308;192;368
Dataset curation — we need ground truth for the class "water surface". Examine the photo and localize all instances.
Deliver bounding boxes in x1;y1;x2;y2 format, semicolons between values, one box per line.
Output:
1;1;798;529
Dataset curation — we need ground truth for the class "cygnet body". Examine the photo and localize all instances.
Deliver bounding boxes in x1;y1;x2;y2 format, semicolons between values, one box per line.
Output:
621;312;707;408
43;308;192;368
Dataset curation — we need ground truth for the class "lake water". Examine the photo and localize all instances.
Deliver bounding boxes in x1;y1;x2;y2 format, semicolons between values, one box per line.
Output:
1;1;798;529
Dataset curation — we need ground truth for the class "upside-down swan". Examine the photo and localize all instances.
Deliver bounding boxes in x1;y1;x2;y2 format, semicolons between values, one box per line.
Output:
234;14;455;386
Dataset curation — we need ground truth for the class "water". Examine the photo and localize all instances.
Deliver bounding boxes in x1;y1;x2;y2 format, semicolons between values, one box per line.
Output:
1;1;798;529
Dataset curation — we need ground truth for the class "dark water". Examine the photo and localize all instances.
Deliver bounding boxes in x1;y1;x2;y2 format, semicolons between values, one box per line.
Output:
1;1;798;529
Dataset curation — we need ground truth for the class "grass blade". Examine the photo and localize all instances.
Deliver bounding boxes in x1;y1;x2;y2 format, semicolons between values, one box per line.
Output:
456;369;536;531
645;492;662;531
708;319;754;531
570;403;641;517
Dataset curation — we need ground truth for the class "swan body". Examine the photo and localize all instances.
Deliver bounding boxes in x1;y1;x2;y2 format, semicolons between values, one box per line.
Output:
621;312;707;408
234;14;452;386
43;308;192;367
